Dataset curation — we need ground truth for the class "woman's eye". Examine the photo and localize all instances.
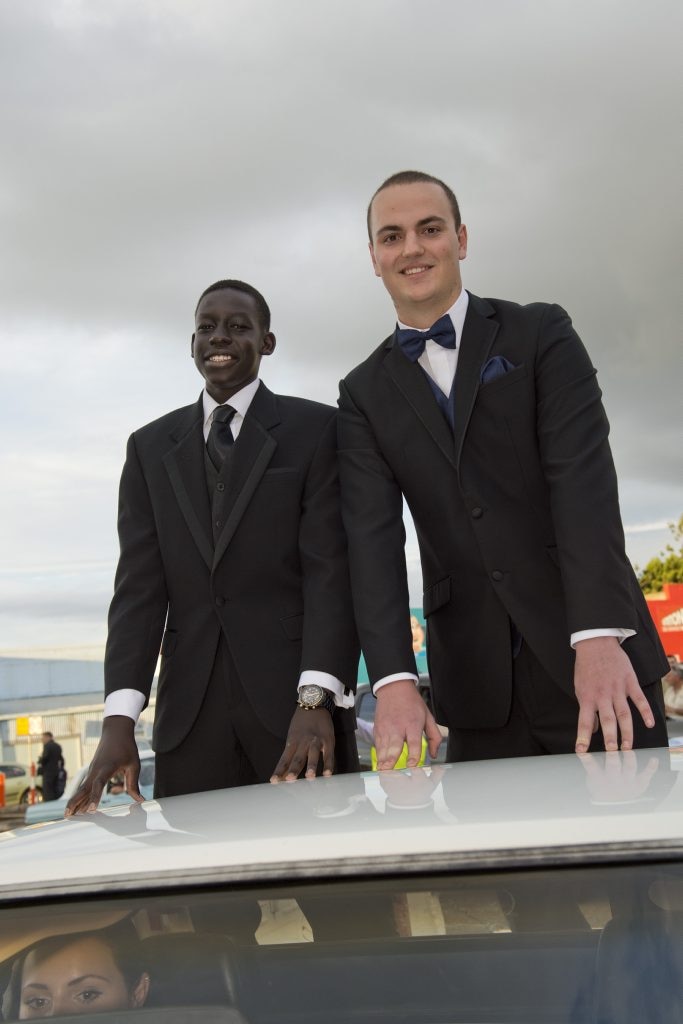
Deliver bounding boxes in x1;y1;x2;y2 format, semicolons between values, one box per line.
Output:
24;996;50;1009
76;988;102;1004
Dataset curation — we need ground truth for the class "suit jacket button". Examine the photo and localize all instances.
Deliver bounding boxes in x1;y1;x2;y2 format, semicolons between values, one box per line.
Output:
471;507;483;518
491;570;504;582
216;482;225;492
215;596;225;607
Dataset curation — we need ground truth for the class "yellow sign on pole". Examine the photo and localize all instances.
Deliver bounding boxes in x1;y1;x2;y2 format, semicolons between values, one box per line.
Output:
16;716;43;737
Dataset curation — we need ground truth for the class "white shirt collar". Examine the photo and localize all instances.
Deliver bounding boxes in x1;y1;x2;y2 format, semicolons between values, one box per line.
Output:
202;377;261;435
397;288;469;345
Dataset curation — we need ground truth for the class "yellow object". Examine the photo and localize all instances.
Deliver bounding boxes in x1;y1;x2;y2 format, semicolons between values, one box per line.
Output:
371;736;428;771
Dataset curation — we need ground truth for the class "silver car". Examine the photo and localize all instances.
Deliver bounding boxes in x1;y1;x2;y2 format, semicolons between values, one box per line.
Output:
1;747;682;1023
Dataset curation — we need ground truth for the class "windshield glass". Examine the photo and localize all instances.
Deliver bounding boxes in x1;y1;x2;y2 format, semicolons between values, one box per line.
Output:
1;860;681;1022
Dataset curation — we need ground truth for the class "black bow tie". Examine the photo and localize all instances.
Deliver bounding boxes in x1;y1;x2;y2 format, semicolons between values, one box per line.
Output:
395;314;456;363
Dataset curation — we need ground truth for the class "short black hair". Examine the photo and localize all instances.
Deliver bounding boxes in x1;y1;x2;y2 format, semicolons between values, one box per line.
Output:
367;170;462;240
195;279;271;331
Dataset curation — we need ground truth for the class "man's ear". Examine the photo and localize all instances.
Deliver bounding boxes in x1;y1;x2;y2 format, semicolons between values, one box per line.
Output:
261;331;276;356
190;333;195;356
369;241;381;277
457;224;468;261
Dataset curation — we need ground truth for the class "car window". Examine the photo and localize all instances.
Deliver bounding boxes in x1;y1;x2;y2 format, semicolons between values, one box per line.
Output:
1;861;680;1022
357;692;377;723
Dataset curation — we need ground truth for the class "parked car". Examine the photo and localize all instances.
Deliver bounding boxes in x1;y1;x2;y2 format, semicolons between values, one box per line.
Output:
0;763;41;806
23;749;156;825
354;675;447;770
2;747;681;1022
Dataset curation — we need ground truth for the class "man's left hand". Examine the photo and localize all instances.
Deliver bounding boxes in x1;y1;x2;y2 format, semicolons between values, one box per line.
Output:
574;636;656;753
270;707;335;782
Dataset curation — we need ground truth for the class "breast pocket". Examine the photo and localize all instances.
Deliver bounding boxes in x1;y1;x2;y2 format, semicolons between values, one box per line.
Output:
478;363;527;398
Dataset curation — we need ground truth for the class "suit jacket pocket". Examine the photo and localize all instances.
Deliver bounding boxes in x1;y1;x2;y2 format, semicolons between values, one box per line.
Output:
280;613;304;640
160;629;177;657
423;577;451;617
478;363;527;395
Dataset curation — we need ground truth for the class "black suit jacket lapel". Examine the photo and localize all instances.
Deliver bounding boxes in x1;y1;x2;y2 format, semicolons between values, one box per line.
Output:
163;396;214;570
212;382;278;571
383;336;457;470
452;293;499;465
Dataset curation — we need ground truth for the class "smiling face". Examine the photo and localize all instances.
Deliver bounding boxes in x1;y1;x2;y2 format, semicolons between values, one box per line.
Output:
19;936;149;1018
368;181;468;328
192;288;276;404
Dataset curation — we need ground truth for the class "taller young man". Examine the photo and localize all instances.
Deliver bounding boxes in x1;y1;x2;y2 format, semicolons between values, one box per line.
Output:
67;279;358;813
338;171;668;769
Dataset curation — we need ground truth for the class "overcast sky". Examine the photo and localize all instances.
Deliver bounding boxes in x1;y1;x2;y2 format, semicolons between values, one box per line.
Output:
1;0;681;651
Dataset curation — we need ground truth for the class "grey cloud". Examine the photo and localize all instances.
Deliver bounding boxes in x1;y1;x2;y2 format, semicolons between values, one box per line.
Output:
0;0;681;646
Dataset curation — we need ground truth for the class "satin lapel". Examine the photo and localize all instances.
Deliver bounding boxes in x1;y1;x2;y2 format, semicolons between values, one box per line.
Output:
212;383;279;571
383;338;457;470
163;397;214;570
452;295;499;467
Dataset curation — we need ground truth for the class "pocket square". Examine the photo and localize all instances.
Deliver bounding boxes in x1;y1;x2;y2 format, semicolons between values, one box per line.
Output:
480;355;518;384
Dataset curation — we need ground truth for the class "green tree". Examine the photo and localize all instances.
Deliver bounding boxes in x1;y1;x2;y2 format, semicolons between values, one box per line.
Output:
636;516;683;593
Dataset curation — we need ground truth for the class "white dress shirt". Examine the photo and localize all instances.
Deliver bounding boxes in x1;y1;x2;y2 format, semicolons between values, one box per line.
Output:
373;289;633;696
105;379;351;723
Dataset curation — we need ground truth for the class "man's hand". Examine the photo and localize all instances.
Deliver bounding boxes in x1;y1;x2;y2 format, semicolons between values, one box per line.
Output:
64;716;143;816
270;707;335;782
374;679;442;770
574;636;656;753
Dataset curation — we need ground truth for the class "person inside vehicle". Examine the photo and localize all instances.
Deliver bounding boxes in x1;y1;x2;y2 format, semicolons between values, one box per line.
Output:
2;923;150;1019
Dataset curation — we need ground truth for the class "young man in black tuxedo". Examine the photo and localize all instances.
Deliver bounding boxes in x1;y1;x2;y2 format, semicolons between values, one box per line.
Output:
67;280;358;813
338;171;668;769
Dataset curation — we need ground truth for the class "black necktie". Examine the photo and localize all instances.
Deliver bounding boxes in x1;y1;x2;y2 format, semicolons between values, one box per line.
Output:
206;404;236;469
396;313;456;362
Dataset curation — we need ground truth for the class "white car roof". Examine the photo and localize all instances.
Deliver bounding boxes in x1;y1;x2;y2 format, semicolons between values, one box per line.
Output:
1;748;682;902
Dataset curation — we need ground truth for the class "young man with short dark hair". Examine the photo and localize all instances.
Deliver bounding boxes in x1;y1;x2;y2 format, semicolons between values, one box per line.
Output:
67;280;358;812
338;171;668;769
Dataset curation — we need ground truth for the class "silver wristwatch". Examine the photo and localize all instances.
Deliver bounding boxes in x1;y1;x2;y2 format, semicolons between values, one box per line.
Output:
297;684;336;714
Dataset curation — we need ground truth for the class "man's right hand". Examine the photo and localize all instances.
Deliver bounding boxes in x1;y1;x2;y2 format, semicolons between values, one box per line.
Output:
64;716;144;816
373;679;442;770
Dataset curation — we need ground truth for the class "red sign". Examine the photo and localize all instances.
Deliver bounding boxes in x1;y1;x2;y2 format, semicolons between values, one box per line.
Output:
645;582;683;662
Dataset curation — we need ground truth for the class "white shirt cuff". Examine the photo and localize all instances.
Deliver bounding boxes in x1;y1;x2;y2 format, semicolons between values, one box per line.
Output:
103;690;146;721
298;671;355;709
570;628;636;648
372;672;419;695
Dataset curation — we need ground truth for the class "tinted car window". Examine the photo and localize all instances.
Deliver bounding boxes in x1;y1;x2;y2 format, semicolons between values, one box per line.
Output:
1;862;680;1022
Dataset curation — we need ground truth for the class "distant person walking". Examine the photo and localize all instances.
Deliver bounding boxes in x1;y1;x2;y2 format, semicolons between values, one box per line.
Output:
37;732;63;801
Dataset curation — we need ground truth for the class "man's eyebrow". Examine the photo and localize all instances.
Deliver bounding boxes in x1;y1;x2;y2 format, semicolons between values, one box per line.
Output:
375;215;447;236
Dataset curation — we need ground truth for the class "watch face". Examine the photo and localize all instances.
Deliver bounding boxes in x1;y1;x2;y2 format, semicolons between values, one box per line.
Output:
300;684;323;706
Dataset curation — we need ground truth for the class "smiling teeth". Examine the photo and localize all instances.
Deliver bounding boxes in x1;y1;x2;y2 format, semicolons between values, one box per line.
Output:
404;267;429;275
208;355;234;362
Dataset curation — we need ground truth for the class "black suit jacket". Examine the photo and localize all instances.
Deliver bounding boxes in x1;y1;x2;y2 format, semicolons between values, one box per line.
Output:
105;383;358;752
338;293;667;730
